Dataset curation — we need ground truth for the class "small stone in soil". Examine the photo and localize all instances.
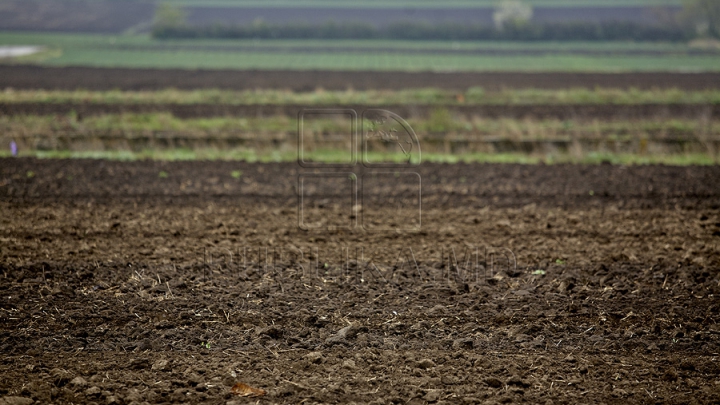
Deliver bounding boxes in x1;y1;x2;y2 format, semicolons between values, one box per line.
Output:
151;359;169;371
416;359;436;369
85;386;102;397
484;377;503;388
453;338;474;349
0;397;34;405
305;352;323;364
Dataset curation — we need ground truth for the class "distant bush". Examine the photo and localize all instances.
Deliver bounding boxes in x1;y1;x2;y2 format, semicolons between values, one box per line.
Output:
426;108;456;134
153;3;187;31
152;20;691;42
681;0;720;38
466;87;485;103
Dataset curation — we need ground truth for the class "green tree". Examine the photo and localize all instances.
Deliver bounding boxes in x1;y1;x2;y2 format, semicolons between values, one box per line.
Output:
493;0;533;30
154;3;186;29
682;0;720;38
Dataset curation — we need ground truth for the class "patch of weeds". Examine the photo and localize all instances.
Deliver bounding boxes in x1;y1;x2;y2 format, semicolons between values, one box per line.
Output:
231;170;243;179
26;170;35;178
465;86;485;102
158;171;168;178
426;108;454;133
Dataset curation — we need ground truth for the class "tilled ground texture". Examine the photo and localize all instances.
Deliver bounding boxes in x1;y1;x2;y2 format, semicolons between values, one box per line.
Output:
3;66;720;91
1;158;720;404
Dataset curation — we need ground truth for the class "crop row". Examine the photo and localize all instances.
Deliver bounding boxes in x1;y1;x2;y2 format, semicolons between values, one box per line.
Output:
1;88;720;106
1;113;717;141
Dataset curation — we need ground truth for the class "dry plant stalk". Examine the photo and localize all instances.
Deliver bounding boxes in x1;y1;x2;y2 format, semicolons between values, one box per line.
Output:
231;382;266;397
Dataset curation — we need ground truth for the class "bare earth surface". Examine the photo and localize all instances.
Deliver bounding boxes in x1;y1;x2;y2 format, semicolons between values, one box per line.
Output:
3;66;720;91
1;158;720;404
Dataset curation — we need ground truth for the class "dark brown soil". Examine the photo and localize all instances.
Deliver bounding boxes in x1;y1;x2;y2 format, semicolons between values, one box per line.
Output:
3;65;720;91
1;158;719;404
2;102;718;121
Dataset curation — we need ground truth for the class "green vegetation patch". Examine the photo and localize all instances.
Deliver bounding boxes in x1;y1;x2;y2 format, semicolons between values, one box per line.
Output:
1;113;717;165
1;31;720;72
1;148;714;166
2;88;720;106
1;112;718;139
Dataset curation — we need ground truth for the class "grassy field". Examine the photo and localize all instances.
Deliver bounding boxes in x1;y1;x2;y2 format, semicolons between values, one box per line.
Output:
2;88;719;105
1;112;717;140
3;32;707;52
1;32;718;72
2;112;717;165
2;90;718;166
1;149;714;165
36;51;720;71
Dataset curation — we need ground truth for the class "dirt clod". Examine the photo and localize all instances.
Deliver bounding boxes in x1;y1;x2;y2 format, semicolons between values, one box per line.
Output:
151;359;169;371
417;359;436;370
453;338;474;349
84;387;101;397
0;397;33;405
484;377;503;388
304;352;324;364
69;377;87;388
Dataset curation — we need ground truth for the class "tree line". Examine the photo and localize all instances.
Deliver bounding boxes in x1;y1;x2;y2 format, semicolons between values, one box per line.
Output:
151;0;720;42
152;20;691;42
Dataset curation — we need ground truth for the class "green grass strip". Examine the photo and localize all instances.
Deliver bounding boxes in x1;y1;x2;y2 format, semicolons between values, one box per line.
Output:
1;149;715;165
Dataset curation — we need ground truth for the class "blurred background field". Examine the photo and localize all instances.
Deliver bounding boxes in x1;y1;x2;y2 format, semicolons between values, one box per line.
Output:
2;31;720;71
0;0;719;164
1;88;717;164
